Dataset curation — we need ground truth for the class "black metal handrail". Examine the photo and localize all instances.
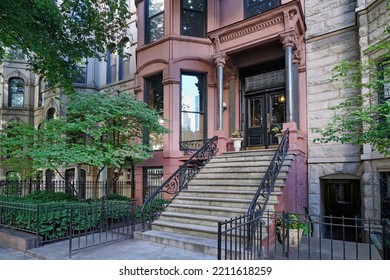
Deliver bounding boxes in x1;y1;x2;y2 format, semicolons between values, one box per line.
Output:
141;136;218;230
246;128;290;246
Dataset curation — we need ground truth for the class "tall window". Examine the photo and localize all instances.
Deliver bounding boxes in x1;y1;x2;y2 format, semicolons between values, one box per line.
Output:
143;167;163;200
118;39;131;81
244;0;281;19
380;172;390;220
73;61;87;84
38;77;45;107
8;78;24;108
145;74;164;150
180;73;206;147
145;0;164;44
106;47;118;84
379;65;389;104
181;0;207;38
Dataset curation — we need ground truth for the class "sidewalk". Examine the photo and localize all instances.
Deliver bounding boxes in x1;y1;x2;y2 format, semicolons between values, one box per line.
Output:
25;237;216;260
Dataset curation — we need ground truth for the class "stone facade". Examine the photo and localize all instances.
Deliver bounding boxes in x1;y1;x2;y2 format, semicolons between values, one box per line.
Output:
306;0;389;220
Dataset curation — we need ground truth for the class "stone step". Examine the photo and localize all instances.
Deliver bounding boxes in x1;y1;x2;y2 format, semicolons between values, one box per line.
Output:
158;211;227;227
151;220;218;239
187;184;283;192
189;178;286;187
171;196;279;209
165;203;276;217
134;230;220;256
200;165;291;173
194;172;288;180
178;189;282;201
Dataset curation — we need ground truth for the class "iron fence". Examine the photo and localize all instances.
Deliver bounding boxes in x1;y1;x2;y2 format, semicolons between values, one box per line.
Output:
69;200;136;258
0;180;131;200
0;199;135;258
218;210;388;260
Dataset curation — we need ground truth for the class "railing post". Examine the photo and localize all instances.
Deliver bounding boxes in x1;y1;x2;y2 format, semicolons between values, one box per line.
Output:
217;221;222;260
36;204;40;246
69;207;73;259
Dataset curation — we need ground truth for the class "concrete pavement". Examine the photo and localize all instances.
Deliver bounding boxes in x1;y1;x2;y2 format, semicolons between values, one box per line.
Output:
0;236;216;260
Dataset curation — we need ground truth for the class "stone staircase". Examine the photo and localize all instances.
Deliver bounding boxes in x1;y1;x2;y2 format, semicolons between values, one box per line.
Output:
135;149;293;256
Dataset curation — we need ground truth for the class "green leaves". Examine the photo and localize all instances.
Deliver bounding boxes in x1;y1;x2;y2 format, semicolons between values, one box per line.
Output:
313;5;390;156
0;92;169;178
0;0;133;93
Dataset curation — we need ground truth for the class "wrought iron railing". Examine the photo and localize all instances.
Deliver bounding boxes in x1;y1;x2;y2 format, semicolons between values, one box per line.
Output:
218;210;387;260
141;136;218;230
246;128;290;246
180;139;206;155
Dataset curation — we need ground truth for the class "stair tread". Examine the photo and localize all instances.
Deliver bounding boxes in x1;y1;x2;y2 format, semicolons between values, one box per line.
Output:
153;220;217;233
161;211;229;222
175;196;280;204
136;230;218;248
169;203;247;211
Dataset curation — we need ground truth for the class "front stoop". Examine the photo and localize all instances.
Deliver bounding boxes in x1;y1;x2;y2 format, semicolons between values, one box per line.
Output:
135;150;293;257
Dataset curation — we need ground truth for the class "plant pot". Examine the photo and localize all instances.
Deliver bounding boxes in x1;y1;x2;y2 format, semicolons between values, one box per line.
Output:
232;138;243;151
275;133;283;144
277;228;303;248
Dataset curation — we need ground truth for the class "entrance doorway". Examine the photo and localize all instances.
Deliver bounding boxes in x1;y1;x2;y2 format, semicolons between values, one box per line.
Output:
245;92;285;149
321;176;361;242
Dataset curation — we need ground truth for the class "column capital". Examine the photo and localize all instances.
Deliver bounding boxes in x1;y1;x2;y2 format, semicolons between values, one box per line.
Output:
213;52;229;67
279;29;298;49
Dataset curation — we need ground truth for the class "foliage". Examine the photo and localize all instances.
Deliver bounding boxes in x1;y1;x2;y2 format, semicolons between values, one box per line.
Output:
22;190;78;202
275;213;311;236
0;0;133;93
231;130;241;138
135;199;168;222
103;193;131;201
0;92;169;178
313;2;390;155
0;196;133;241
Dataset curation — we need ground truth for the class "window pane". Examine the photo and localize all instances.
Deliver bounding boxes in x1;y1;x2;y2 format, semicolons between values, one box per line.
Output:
9;78;24;107
182;10;204;37
149;0;164;17
245;0;281;18
149;14;164;42
183;0;205;11
181;74;204;143
249;97;262;128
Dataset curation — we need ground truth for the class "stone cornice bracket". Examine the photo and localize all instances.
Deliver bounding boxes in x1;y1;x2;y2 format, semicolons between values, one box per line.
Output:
279;29;298;49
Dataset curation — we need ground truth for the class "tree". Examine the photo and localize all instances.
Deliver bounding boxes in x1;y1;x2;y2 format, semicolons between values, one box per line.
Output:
0;92;169;181
313;3;390;156
0;0;132;92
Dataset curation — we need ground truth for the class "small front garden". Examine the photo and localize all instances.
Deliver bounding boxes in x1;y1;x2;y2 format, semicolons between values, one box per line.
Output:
0;191;135;244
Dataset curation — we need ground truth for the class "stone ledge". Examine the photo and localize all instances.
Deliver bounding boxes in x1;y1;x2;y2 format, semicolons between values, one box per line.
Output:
0;226;41;252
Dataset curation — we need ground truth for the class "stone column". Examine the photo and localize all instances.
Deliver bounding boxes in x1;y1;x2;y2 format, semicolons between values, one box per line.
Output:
214;53;228;131
279;30;298;123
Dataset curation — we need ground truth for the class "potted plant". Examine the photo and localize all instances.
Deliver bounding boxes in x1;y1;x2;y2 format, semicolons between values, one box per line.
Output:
275;213;311;247
231;130;243;151
271;125;283;144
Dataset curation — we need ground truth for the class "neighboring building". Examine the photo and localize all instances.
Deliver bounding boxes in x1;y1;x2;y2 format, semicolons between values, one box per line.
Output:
306;0;389;222
0;1;138;191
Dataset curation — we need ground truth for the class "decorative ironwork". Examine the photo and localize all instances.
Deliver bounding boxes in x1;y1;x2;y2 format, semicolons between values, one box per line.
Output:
141;136;218;230
246;128;290;247
180;139;206;155
218;210;386;260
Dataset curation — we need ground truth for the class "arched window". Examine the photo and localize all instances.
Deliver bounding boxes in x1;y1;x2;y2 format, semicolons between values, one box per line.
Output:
46;107;56;120
8;77;24;108
38;77;45;107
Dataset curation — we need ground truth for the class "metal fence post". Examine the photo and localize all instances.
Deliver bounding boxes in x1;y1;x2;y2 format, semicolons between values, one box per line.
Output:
217;221;222;260
69;207;73;259
36;204;40;246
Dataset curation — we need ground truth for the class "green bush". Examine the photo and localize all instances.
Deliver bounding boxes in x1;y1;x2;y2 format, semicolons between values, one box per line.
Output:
135;199;168;222
22;190;78;202
103;193;131;201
